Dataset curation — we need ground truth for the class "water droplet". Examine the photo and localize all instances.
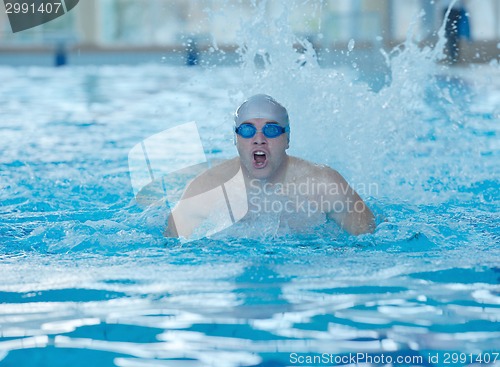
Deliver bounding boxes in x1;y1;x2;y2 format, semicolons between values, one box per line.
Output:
347;39;355;52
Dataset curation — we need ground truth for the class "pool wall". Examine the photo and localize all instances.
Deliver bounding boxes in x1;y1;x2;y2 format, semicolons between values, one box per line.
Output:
0;40;498;67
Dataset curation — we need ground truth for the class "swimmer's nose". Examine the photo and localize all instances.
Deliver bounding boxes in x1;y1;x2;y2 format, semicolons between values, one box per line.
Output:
252;131;267;144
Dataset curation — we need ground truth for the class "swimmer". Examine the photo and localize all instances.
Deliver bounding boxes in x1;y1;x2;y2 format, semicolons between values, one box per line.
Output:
165;94;375;238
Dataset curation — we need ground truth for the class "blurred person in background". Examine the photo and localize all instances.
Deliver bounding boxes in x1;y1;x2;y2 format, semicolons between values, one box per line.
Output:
440;0;471;64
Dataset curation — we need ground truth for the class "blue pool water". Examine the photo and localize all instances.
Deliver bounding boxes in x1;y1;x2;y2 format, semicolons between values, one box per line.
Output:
1;6;500;367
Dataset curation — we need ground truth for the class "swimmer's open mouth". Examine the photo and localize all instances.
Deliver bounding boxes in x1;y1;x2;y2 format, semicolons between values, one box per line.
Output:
253;150;267;168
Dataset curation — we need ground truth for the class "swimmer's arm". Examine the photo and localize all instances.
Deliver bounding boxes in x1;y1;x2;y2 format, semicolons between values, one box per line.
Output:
163;165;230;238
323;170;376;235
163;158;241;238
163;186;208;238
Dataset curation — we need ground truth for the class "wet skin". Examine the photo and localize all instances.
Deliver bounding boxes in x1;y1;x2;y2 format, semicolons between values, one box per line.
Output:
165;119;375;238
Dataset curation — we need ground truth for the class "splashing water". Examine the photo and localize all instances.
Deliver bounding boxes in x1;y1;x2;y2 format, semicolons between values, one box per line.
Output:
0;0;496;252
228;0;491;207
0;3;499;365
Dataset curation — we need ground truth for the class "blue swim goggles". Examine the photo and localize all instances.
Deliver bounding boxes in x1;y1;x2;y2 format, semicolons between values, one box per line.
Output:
235;123;289;139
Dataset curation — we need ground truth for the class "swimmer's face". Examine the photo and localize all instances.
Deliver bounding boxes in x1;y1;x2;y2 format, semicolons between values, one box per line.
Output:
236;118;289;180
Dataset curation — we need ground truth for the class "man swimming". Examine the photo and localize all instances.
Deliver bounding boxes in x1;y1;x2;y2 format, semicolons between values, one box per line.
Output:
165;94;375;239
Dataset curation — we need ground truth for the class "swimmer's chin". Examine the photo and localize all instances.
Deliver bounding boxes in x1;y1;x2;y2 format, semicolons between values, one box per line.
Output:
252;160;268;169
241;164;272;180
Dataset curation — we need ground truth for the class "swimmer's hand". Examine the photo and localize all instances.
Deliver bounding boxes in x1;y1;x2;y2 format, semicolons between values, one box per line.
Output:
321;168;376;235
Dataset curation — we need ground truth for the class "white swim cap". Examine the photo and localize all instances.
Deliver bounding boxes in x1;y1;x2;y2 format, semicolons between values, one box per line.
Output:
234;94;289;127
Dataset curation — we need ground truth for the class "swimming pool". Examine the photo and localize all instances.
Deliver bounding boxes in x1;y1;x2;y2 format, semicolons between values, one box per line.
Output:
1;9;500;367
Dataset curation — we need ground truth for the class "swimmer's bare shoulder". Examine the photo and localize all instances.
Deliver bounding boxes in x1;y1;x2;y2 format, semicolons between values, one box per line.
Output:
286;156;342;185
181;157;241;199
164;158;240;237
287;156;375;235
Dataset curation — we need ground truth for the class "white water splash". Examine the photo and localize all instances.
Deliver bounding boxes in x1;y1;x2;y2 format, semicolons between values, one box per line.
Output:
226;0;492;204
